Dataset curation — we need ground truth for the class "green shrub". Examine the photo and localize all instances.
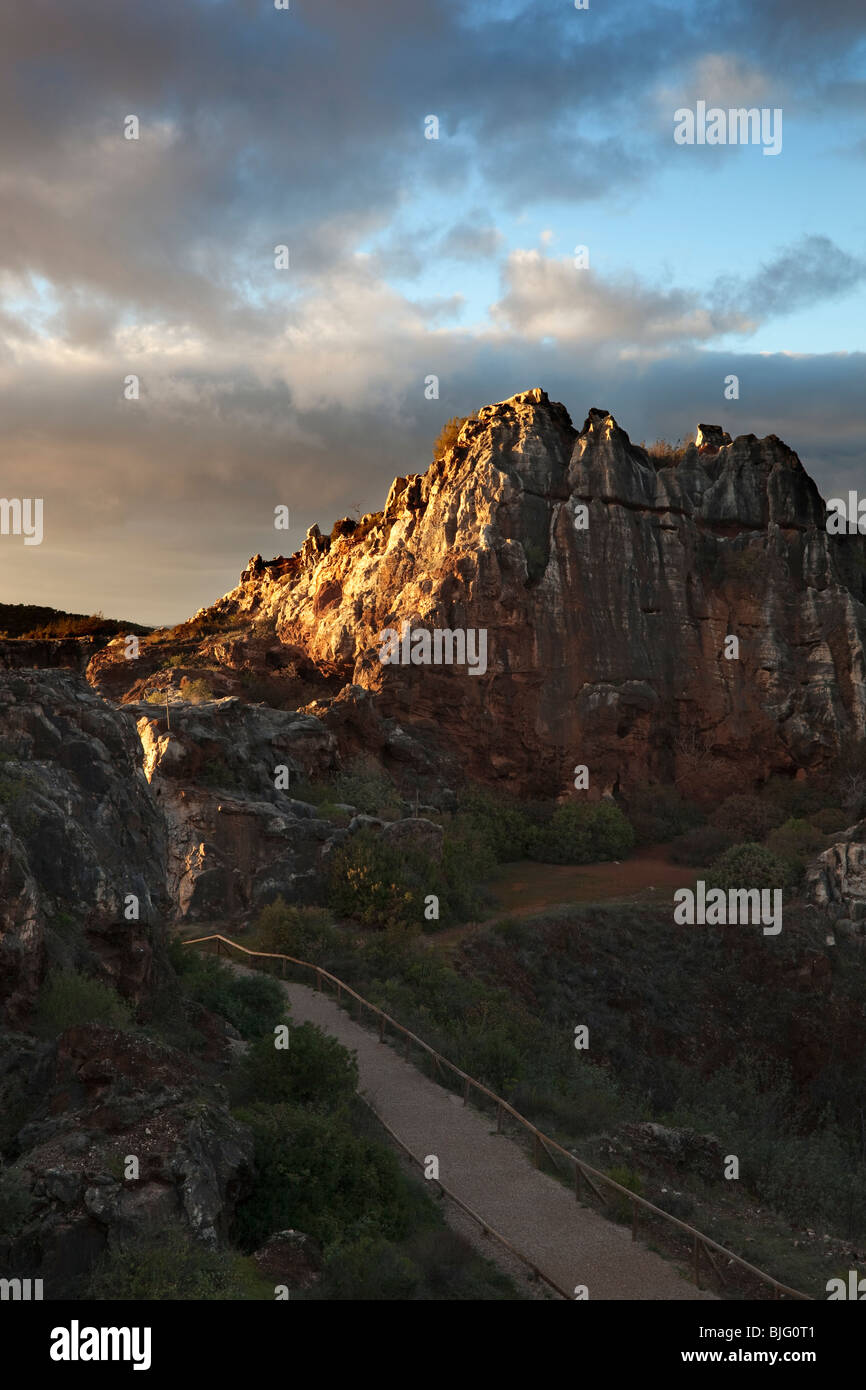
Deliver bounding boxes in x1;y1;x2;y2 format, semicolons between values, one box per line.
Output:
705;842;788;892
181;677;214;704
311;1227;519;1301
760;775;827;821
328;824;486;934
328;830;418;932
232;1102;416;1251
530;801;635;864
712;794;785;841
175;952;286;1039
452;788;542;863
235;1023;358;1110
33;969;132;1037
292;758;401;817
669;825;736;866
317;1236;419;1299
765;818;823;885
330;760;402;817
256;900;341;959
626;785;702;845
604;1165;644;1222
86;1223;267;1300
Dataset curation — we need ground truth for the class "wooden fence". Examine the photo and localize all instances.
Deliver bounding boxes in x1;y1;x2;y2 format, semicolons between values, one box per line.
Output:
184;932;811;1302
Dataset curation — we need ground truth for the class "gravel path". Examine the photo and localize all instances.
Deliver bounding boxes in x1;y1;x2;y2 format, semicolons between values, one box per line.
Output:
231;963;717;1301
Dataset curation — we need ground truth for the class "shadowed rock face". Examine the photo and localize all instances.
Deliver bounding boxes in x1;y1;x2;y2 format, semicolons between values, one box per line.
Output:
130;696;339;920
0;670;168;1024
89;388;866;798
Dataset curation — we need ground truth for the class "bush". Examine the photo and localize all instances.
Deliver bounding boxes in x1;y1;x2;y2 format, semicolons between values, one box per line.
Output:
181;677;214;704
232;1103;417;1251
451;789;540;863
256;900;341;959
327;826;485;933
33;969;132;1037
704;842;788;892
810;807;849;834
530;801;635;864
433;414;477;459
328;831;418;933
604;1165;644;1222
641;436;695;464
86;1223;266;1300
765;818;824;886
626;785;702;845
235;1023;358;1110
312;1227;519;1301
712;794;785;841
292;758;402;818
669;825;736;866
174;952;286;1039
760;775;827;822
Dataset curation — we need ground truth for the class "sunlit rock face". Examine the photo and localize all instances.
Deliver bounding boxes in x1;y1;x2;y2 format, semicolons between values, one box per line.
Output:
89;389;866;799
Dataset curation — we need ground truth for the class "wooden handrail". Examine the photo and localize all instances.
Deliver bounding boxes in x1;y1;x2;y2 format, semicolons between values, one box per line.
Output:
184;932;811;1301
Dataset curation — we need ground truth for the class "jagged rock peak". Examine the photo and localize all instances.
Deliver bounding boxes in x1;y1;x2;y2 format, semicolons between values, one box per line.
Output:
695;424;732;452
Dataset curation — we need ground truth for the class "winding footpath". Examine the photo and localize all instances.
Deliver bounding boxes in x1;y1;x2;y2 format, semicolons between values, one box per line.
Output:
228;960;717;1301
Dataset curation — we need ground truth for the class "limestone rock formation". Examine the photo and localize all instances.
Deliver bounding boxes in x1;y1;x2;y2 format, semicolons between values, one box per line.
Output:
807;820;866;933
90;388;866;799
129;696;340;919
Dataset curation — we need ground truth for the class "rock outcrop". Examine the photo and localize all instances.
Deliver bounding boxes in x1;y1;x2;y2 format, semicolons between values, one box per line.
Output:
807;820;866;934
0;670;168;1024
0;1024;253;1294
129;696;340;919
89;388;866;799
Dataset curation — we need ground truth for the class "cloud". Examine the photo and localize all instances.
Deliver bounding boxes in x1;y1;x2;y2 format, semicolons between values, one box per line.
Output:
437;219;504;262
0;0;863;624
489;249;754;347
710;236;866;320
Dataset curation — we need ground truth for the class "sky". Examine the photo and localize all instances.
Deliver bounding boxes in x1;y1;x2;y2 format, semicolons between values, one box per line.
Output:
0;0;864;625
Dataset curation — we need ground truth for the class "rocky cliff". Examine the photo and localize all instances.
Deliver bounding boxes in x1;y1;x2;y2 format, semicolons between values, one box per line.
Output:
88;388;866;799
0;670;168;1025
